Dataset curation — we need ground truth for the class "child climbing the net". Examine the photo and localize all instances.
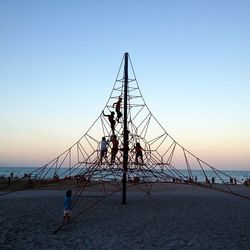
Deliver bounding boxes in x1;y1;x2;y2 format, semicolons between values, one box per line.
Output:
100;137;109;164
102;110;116;135
110;135;119;164
113;96;122;123
133;142;144;164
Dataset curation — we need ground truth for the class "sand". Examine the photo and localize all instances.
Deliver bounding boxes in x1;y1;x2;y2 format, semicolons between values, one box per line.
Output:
0;183;249;250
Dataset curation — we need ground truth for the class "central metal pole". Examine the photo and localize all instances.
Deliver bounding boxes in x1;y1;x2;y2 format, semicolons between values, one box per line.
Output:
122;52;129;204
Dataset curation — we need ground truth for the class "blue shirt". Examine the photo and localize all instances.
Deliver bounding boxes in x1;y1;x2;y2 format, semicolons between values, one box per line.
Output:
101;139;108;151
64;196;72;210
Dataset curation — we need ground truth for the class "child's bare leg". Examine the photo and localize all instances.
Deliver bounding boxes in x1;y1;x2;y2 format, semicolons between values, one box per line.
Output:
63;215;67;224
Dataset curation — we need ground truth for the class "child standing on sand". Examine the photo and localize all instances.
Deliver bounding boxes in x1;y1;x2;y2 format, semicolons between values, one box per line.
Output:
64;190;72;224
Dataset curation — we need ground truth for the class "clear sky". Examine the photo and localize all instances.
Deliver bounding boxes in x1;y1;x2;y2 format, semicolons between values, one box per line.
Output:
0;0;250;170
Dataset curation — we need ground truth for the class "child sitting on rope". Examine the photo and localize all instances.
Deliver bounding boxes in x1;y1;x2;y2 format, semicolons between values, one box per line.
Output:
100;137;109;164
132;142;144;164
102;110;116;135
113;96;122;123
63;190;72;224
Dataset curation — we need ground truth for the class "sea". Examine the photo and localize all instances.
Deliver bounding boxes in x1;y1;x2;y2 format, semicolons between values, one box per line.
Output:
0;166;249;184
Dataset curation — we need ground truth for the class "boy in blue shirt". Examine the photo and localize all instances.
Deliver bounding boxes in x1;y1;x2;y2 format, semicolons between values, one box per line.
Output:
64;190;72;224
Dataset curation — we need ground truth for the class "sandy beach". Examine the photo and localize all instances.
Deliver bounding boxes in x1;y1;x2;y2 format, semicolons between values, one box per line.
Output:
0;183;249;250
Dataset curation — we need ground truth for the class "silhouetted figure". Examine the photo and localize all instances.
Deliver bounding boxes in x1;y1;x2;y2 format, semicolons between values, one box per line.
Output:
103;111;116;135
244;178;250;186
110;135;119;164
113;96;122;123
133;142;144;164
53;173;59;180
230;177;233;184
100;137;109;164
212;177;215;184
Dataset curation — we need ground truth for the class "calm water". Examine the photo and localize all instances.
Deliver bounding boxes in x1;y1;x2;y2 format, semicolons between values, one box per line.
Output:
0;166;249;183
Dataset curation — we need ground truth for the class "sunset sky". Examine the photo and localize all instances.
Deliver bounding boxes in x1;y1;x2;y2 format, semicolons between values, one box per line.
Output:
1;0;250;170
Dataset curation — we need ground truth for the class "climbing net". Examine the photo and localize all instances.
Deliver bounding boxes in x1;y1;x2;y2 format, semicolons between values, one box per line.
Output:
27;54;249;201
2;53;249;207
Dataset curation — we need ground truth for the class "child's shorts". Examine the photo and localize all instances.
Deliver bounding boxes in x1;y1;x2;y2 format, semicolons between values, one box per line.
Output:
64;209;71;216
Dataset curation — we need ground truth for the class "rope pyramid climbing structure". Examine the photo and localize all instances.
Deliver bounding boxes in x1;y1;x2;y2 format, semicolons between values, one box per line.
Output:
2;53;249;207
29;52;249;201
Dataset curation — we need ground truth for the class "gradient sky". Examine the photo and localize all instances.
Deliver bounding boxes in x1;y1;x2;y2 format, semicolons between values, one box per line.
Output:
1;0;250;170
